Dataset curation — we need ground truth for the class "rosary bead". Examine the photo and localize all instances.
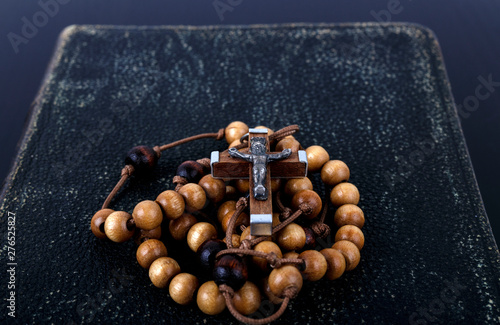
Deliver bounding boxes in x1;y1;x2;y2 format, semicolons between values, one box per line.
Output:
217;200;237;223
229;139;242;148
262;276;284;304
305;145;329;172
169;273;199;305
320;248;346;280
225;121;249;144
334;204;365;228
198;239;227;271
330;183;360;206
136;239;168;269
198;175;226;203
221;210;249;232
298;250;327;281
197;281;226;315
187;222;217;252
283;251;300;259
169;213;198;241
213;254;248;291
134;226;162;245
176;160;205;183
124;145;158;173
321;160;350;186
235;179;250;194
270;178;282;192
335;225;365;250
91;209;114;239
104;211;135;243
291;189;322;219
233;281;262;315
276;138;300;153
178;183;207;211
252;241;283;272
132;200;163;230
156;190;185;220
149;257;181;288
277;223;306;251
268;265;303;298
224;234;241;248
332;240;361;271
225;185;238;199
284;177;313;197
303;227;317;249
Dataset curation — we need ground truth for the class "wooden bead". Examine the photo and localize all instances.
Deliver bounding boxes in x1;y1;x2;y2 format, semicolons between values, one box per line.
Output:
334;204;365;228
104;211;134;243
303;227;316;250
298;250;327;281
284;177;313;197
221;210;249;232
136;239;168;269
277;223;306;251
276;137;300;153
223;234;241;248
156;190;185;220
176;160;205;183
283;251;299;259
91;209;114;239
198;239;227;271
198;175;226;203
320;248;346;280
233;281;261;315
213;254;248;290
330;183;360;206
262;276;284;304
332;240;361;271
229;139;242;148
225;121;249;144
187;222;217;252
132;200;163;230
134;226;162;245
291;189;322;219
268;265;303;298
335;225;365;250
217;200;236;223
235;179;249;193
149;257;181;288
169;213;198;241
225;185;238;199
272;212;281;227
178;183;206;211
252;241;283;272
270;178;282;192
321;160;350;186
197;281;226;315
125;145;158;173
305;145;329;172
169;273;199;305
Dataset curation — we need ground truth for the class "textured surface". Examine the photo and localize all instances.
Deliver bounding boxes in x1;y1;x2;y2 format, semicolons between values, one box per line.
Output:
0;23;499;324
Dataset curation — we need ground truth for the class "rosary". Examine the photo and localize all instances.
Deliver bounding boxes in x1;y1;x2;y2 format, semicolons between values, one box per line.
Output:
90;122;365;324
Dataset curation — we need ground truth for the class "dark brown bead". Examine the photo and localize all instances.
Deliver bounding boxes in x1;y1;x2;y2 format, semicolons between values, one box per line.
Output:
91;209;114;239
176;160;205;183
125;145;158;173
197;239;227;272
303;227;316;250
169;213;198;241
213;254;248;291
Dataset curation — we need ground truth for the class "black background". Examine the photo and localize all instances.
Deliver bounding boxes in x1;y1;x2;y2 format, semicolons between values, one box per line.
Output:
1;0;499;243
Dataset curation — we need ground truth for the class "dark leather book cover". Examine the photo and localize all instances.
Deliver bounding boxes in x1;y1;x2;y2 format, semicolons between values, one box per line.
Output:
1;23;499;324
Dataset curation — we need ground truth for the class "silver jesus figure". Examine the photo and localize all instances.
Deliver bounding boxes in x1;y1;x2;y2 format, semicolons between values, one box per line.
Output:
228;137;291;200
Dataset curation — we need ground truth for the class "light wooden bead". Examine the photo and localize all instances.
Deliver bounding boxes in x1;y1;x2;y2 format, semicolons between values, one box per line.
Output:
221;210;249;232
187;222;217;252
285;177;313;197
229;139;242;148
252;241;282;272
334;204;365;228
268;265;303;298
335;225;365;250
136;239;168;269
149;257;181;288
235;179;249;193
233;281;261;315
321;160;350;186
320;248;346;280
276;138;300;153
277;223;306;251
332;240;361;271
305;145;329;172
104;211;134;243
91;209;114;239
298;250;327;281
330;183;360;206
283;251;299;259
178;183;206;211
224;234;241;248
217;201;237;223
262;276;284;304
291;189;322;219
225;121;249;144
134;226;162;245
169;213;198;241
169;273;199;305
198;175;226;203
156;190;185;220
197;281;226;315
132;200;163;230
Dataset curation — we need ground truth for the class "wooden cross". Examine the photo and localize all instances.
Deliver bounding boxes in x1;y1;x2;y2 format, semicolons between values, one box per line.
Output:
211;128;308;236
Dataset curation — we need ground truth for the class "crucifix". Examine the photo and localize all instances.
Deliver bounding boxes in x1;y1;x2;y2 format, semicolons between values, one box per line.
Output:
211;128;308;236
